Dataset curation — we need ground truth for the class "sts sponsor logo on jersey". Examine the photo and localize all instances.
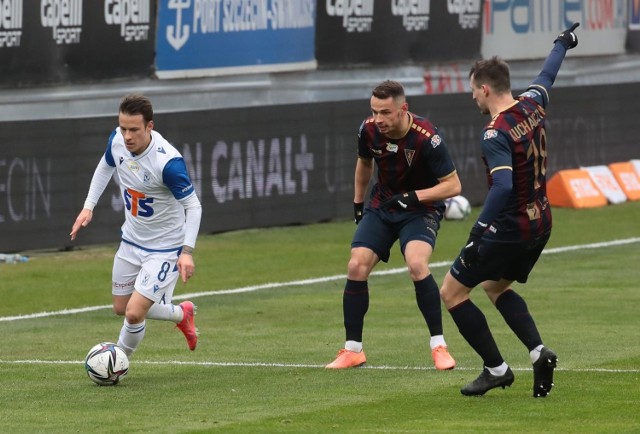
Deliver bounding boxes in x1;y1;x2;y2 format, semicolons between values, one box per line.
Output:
124;188;154;217
484;129;498;140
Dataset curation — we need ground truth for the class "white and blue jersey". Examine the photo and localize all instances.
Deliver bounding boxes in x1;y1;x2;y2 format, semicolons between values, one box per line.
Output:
97;129;197;251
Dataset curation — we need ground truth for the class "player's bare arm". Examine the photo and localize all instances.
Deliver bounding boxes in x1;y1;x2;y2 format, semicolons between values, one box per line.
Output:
70;208;93;240
177;246;195;284
415;170;462;203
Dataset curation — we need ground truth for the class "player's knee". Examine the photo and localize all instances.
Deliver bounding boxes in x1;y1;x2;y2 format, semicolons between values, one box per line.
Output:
124;304;147;324
406;259;428;280
439;274;467;308
125;311;145;324
112;295;130;316
440;287;460;309
347;257;369;280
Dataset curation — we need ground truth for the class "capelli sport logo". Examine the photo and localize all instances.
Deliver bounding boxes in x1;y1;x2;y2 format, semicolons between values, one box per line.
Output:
391;0;430;31
41;0;83;44
104;0;150;41
0;0;22;47
326;0;374;32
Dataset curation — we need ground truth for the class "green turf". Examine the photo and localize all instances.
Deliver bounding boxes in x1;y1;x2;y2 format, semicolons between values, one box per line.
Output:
1;202;639;433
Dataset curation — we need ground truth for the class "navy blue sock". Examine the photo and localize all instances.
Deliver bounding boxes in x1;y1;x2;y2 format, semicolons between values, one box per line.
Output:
414;274;443;336
495;289;543;351
449;299;504;367
343;279;369;342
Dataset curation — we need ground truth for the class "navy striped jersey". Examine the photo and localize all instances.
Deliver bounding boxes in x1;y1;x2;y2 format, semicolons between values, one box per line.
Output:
357;112;457;213
480;90;552;242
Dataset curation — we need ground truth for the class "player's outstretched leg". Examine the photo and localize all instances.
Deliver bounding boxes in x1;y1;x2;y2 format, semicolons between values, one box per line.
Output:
532;347;557;397
461;367;515;396
176;301;198;350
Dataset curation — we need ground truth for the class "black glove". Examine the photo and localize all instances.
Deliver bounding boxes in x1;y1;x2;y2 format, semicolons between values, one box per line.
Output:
354;202;364;224
554;22;579;49
380;191;420;210
461;226;484;268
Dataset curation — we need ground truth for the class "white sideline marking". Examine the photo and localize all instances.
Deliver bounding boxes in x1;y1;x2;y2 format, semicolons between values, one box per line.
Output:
1;237;639;323
1;359;639;373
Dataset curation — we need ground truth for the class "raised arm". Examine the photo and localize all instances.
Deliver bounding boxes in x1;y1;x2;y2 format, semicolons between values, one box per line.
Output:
527;23;580;106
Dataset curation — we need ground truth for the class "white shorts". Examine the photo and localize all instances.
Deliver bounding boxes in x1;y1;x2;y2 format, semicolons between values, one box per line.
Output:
112;242;180;304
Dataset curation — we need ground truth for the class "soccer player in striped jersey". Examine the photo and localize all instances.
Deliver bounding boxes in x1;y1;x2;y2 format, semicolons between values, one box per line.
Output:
440;24;580;397
326;80;461;370
70;94;202;357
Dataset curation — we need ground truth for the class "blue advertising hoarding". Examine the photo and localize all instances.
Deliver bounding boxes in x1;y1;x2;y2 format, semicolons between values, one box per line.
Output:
155;0;316;78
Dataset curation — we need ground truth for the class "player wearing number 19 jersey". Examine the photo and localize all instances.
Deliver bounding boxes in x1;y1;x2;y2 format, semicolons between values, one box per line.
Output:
479;92;552;243
440;24;581;397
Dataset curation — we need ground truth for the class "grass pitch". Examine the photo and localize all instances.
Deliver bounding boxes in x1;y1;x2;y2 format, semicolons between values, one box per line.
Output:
1;202;639;433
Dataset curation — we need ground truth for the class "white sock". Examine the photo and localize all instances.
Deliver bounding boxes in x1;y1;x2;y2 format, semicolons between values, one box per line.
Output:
430;335;446;350
530;345;545;364
345;340;363;352
146;303;183;323
487;362;509;377
117;319;146;357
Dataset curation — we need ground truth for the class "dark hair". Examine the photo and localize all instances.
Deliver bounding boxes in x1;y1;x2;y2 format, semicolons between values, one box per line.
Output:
119;93;153;124
372;80;405;100
469;56;511;93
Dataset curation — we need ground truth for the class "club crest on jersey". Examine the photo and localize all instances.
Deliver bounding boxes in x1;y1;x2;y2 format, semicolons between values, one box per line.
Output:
126;160;141;172
484;129;498;140
405;149;415;166
430;135;441;148
386;142;398;153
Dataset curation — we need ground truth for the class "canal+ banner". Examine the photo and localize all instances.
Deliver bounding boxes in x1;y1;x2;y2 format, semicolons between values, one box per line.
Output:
155;0;316;78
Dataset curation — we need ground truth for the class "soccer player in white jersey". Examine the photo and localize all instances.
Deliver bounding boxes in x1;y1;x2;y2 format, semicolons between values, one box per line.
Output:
70;93;202;357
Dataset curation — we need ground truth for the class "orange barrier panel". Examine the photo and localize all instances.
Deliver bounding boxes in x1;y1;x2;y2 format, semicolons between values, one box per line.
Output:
547;169;607;208
608;162;640;201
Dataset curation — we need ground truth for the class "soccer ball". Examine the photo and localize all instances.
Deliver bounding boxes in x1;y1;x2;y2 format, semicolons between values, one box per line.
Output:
444;195;471;220
84;342;129;386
